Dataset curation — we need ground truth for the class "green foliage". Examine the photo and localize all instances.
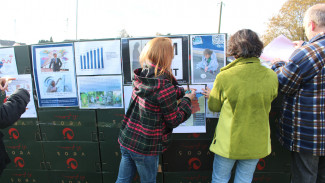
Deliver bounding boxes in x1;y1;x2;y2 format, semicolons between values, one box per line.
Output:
262;0;324;45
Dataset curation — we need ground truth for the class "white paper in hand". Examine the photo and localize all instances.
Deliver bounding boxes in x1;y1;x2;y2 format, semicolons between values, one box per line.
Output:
260;35;296;63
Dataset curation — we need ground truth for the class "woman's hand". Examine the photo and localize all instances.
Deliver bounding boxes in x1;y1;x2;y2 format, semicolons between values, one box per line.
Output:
202;86;211;99
184;89;196;101
0;78;15;91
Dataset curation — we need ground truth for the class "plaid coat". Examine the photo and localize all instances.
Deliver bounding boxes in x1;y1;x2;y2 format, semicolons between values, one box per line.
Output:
272;33;325;156
118;63;192;155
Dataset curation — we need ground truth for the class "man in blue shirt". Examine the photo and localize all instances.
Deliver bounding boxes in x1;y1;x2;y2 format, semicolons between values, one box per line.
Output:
272;4;325;183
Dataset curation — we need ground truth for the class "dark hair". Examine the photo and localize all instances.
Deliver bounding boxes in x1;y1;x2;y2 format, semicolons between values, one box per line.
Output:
227;29;263;58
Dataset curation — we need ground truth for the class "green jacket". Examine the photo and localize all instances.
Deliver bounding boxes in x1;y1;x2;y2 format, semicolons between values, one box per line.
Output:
208;57;278;159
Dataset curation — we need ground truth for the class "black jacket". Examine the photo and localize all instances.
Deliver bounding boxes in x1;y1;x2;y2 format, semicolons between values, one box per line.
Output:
0;88;30;174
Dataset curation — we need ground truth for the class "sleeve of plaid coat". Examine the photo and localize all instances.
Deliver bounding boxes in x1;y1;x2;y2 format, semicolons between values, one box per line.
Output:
271;49;306;96
175;86;185;100
158;84;192;129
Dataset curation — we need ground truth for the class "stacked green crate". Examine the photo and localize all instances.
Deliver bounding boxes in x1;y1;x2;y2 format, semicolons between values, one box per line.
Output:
97;109;163;183
38;109;102;183
162;118;217;183
0;118;46;183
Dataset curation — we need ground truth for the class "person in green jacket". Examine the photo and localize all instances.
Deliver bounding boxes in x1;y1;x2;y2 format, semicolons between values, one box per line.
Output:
202;29;278;183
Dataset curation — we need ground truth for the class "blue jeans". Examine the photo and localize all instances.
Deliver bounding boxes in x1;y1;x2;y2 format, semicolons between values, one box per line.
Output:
291;151;325;183
212;154;259;183
116;146;159;183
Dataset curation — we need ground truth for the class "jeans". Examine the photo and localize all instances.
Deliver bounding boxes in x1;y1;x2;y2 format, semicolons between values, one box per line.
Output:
291;151;325;183
116;146;159;183
212;154;259;183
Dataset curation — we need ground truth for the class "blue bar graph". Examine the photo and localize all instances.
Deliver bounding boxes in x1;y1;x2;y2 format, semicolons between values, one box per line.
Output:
80;47;105;70
90;50;93;69
80;55;83;69
97;48;100;68
87;52;90;69
94;50;97;69
83;55;86;69
101;47;104;69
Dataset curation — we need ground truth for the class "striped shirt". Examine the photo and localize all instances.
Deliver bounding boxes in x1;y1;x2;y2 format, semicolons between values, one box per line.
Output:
271;32;325;156
118;63;192;155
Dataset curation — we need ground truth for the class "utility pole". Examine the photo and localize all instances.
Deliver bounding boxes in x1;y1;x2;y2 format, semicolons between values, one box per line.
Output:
218;1;224;33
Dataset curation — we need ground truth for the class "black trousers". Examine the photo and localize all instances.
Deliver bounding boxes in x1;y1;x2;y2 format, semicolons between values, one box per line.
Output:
291;151;325;183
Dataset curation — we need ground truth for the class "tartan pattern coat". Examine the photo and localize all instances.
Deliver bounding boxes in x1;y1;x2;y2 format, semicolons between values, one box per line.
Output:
118;63;192;155
272;33;325;156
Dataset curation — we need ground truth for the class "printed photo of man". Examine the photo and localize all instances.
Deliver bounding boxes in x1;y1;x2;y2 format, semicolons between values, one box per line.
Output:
49;53;62;72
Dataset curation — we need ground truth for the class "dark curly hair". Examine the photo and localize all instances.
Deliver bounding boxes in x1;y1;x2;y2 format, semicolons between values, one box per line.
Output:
227;29;263;59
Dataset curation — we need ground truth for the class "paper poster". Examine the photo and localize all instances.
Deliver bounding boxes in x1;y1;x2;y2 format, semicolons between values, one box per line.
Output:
77;75;123;109
260;35;296;68
190;34;226;84
6;75;37;118
122;36;189;84
123;85;133;114
171;38;184;80
74;40;121;75
205;83;219;118
0;47;18;77
32;43;78;107
173;85;206;133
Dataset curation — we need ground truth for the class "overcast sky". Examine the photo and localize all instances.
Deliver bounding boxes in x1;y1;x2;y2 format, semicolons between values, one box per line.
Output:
0;0;285;44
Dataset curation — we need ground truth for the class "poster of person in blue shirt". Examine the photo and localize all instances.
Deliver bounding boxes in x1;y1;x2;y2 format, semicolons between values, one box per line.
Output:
191;34;226;84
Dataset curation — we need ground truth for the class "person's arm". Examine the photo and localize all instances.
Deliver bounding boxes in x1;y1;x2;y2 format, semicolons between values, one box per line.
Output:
174;86;185;100
0;88;30;129
158;83;193;128
56;78;61;85
271;49;304;95
208;75;223;112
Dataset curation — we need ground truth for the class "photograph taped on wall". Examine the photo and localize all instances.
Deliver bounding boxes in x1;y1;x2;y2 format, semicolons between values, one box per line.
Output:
121;36;189;84
74;39;121;75
32;43;78;107
77;75;123;109
0;47;18;77
6;74;37;118
190;34;226;84
173;84;206;133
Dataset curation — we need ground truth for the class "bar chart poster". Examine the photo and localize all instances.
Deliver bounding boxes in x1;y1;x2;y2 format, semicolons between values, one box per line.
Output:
6;74;37;118
122;36;189;84
32;43;78;107
0;47;18;77
74;40;121;75
77;75;123;109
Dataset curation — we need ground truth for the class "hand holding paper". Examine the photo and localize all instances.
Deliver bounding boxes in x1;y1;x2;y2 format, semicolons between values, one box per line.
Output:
293;40;305;49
